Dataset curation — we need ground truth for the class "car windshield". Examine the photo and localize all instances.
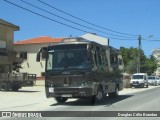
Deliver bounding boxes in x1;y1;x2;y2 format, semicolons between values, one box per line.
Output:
132;75;143;79
148;76;156;80
46;45;91;71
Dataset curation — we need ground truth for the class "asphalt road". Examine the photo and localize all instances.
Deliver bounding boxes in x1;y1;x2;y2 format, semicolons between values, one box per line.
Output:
0;86;160;120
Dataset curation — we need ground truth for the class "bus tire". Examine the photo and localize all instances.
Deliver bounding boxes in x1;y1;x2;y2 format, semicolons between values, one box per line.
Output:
94;87;105;103
108;86;119;98
0;82;9;91
90;96;95;105
54;97;68;103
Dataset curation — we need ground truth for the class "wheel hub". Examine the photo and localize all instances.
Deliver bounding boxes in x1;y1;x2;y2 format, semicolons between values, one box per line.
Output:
96;91;102;100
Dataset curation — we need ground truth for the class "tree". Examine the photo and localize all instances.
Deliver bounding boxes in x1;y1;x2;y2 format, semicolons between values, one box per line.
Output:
125;58;137;74
141;55;157;75
120;47;157;74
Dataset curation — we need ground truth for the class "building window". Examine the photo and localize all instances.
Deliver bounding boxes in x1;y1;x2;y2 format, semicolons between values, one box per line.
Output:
20;52;27;60
41;52;46;60
0;48;7;56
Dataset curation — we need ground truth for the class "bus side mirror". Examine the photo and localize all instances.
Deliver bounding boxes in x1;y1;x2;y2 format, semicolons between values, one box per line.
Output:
36;47;47;62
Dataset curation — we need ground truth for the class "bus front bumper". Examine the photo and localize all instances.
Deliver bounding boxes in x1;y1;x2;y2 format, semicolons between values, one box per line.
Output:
46;87;94;98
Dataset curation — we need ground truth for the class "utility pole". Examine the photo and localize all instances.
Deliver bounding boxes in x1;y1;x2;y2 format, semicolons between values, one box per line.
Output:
137;35;141;73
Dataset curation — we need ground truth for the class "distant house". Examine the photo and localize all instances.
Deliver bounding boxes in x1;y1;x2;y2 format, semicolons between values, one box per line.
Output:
152;48;160;76
0;19;21;73
14;36;63;80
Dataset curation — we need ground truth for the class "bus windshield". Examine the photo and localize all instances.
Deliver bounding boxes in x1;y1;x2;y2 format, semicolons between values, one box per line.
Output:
46;46;91;71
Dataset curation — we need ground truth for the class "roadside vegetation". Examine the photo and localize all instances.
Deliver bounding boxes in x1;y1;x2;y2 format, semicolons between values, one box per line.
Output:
120;47;157;75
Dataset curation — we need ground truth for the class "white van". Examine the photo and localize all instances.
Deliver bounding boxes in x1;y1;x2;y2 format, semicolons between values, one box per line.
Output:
130;73;148;88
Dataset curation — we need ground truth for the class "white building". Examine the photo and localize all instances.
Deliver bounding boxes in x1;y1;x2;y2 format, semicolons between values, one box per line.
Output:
152;48;160;76
0;19;21;73
14;36;63;80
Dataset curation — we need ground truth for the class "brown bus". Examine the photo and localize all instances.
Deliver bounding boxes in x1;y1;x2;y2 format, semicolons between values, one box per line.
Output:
36;37;123;104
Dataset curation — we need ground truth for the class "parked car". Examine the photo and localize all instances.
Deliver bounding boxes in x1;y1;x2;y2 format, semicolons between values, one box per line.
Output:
155;76;160;85
148;76;159;86
130;73;148;88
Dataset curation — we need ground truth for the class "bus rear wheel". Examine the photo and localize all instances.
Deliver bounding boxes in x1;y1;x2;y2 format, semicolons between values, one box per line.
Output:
0;82;9;91
54;97;68;103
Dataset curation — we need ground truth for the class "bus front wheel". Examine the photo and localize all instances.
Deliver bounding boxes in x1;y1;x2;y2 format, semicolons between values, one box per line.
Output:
91;86;105;105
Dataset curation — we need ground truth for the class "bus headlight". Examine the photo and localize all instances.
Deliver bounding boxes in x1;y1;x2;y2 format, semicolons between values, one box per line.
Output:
46;82;53;87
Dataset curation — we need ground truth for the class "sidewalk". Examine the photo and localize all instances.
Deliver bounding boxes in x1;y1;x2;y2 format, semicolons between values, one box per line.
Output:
120;85;159;95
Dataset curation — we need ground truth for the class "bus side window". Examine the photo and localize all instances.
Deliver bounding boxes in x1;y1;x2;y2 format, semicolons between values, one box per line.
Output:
97;52;102;66
110;54;114;64
93;51;98;66
96;46;102;66
115;54;118;64
110;54;118;65
119;58;123;65
102;52;108;66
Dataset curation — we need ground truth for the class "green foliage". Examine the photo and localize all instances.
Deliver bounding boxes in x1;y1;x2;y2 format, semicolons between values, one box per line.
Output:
120;47;138;66
120;47;157;74
141;55;157;75
125;58;137;74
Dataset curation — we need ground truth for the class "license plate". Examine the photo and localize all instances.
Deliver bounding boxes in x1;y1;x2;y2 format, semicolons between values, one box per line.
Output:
133;84;138;85
49;87;54;93
64;84;69;87
62;94;72;97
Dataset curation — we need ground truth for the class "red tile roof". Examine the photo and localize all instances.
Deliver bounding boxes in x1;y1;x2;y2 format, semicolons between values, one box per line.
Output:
14;36;64;45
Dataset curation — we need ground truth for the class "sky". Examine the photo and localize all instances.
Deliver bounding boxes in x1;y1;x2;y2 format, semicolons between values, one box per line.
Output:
1;0;160;57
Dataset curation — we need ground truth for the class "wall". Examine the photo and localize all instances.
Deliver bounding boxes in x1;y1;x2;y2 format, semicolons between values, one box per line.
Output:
0;24;16;72
14;43;51;77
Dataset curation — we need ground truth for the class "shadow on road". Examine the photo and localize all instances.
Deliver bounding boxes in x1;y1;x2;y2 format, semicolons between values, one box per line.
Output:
50;95;133;106
17;90;41;93
0;90;41;93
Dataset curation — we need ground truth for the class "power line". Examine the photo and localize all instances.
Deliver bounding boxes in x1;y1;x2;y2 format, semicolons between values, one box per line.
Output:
108;37;137;40
3;0;138;41
142;39;160;42
3;0;139;40
20;0;137;39
37;0;138;37
3;0;88;33
142;37;160;41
